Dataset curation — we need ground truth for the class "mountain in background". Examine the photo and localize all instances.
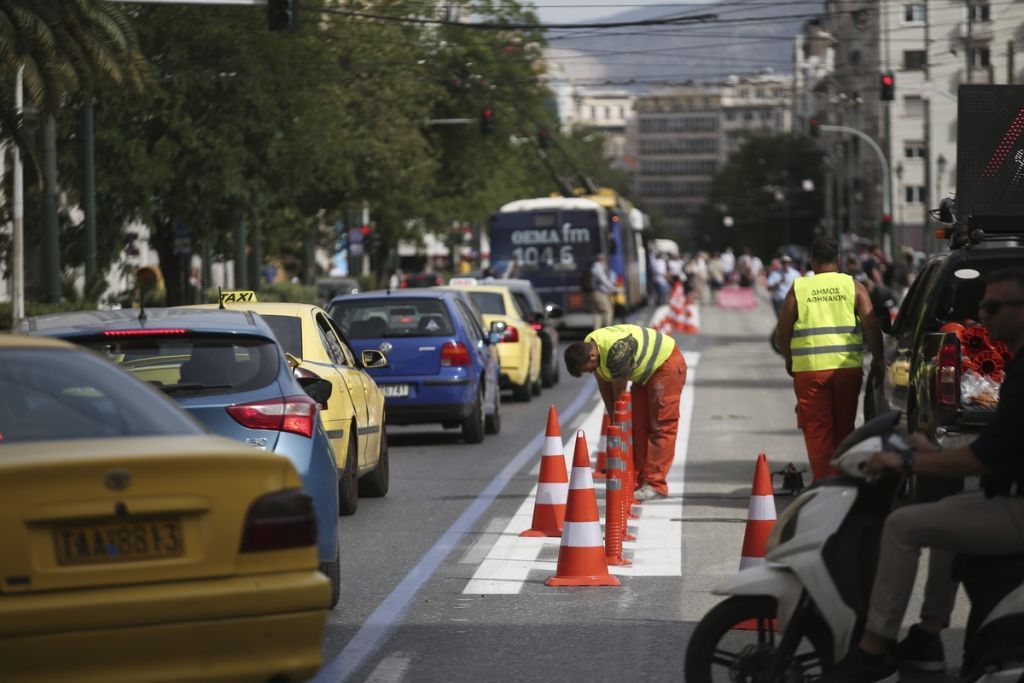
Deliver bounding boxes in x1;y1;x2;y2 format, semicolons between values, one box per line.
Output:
542;0;824;89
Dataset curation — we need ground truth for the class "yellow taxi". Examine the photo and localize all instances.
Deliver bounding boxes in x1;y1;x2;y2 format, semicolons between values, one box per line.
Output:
442;282;543;401
0;334;328;683
189;297;387;516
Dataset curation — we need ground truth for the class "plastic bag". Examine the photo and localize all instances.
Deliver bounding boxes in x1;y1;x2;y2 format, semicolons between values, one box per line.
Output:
961;369;1000;409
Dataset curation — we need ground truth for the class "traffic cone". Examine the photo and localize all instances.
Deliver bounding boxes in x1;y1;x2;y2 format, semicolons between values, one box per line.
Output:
670;283;687;332
546;431;620;587
683;298;700;335
593;413;610;479
604;424;630;567
520;406;569;537
739;453;777;570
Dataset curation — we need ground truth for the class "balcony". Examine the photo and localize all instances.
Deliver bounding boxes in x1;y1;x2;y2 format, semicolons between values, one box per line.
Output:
958;21;994;42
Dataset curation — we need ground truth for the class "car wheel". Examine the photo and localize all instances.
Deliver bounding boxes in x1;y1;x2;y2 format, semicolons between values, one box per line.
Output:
541;351;555;388
321;547;340;609
485;391;501;435
338;432;359;516
462;390;486;444
512;377;532;402
358;426;389;498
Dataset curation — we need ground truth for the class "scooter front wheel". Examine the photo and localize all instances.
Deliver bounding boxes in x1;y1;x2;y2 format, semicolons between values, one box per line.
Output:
685;596;832;683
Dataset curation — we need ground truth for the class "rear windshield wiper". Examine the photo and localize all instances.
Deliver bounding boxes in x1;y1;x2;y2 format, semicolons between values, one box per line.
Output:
161;383;235;394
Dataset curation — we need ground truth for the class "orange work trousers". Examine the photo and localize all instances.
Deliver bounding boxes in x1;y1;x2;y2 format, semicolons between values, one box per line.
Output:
631;347;687;496
794;367;863;481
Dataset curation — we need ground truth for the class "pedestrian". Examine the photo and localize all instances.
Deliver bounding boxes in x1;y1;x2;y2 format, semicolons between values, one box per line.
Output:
825;267;1024;681
775;236;884;481
587;253;616;330
388;269;403;290
563;323;687;500
766;255;800;319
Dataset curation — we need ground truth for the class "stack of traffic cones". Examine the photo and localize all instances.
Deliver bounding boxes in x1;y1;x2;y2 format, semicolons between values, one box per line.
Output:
604;423;630;567
669;281;688;332
592;413;610;480
739;453;777;571
520;406;569;537
547;431;620;587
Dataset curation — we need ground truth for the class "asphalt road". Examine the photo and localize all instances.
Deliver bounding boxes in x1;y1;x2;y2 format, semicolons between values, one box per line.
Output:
312;295;968;683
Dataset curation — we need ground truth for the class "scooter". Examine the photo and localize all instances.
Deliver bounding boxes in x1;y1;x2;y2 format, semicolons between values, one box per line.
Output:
684;411;1024;682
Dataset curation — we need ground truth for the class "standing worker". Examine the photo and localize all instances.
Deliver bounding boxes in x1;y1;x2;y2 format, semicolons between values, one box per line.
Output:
563;324;687;500
775;236;883;481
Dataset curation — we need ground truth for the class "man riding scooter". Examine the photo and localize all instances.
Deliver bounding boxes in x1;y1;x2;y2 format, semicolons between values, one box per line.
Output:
825;267;1024;681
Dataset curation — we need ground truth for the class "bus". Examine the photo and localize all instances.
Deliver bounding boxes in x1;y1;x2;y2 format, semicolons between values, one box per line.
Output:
488;189;648;331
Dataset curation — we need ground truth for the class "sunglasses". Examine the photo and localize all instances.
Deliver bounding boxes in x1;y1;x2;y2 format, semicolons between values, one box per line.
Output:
979;299;1024;316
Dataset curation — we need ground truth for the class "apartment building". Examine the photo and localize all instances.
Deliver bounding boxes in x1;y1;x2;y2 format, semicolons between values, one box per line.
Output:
632;74;793;242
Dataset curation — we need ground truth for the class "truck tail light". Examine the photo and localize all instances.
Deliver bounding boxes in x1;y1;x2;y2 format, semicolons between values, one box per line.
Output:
937;341;959;406
239;489;317;553
440;341;471;366
227;395;317;437
499;326;519;343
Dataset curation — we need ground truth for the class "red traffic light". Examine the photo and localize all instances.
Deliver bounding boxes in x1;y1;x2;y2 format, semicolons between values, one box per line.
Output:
881;74;894;87
880;71;895;101
360;225;371;236
809;116;821;138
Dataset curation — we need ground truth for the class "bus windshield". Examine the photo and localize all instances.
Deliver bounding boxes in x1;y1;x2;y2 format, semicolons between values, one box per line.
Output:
489;210;602;273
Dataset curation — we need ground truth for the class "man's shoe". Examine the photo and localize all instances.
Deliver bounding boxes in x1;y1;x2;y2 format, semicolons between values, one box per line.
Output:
897;624;946;672
822;647;898;683
633;484;666;501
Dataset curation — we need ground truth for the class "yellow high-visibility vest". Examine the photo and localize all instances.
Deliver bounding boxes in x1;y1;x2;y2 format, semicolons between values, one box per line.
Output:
585;324;676;384
791;272;863;372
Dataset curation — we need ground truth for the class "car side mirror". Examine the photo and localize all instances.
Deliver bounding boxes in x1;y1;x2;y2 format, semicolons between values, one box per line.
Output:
487;320;507;344
545;303;564;319
298;377;332;407
361;349;389;368
285;352;303;370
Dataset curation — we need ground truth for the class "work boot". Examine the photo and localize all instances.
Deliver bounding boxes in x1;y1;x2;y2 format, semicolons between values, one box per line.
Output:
822;647;898;683
897;624;946;673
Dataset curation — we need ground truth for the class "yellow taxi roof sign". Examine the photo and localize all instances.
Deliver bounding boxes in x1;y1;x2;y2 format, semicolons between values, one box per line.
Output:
220;290;258;304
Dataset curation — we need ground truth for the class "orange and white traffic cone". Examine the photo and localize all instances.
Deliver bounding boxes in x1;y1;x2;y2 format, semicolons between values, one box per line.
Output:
670;283;687;332
593;413;610;479
739;453;777;570
546;431;620;587
520;405;569;538
683;299;700;335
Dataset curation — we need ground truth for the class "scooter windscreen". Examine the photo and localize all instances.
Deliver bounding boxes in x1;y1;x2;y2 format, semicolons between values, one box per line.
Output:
830;411;903;476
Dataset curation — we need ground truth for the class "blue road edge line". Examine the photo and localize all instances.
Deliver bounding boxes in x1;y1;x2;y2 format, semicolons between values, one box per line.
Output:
313;376;597;683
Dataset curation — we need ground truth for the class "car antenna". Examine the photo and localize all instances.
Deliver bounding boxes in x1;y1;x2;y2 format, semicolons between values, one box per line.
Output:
137;282;147;322
218;286;225;310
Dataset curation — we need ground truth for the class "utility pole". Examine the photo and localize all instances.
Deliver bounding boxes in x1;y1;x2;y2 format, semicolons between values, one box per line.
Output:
965;0;974;84
923;0;934;252
84;100;98;291
43;114;61;302
12;66;24;325
1010;41;1016;84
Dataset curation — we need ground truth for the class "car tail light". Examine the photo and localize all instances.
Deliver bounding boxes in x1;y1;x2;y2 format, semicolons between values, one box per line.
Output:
499;326;519;343
227;395;317;437
440;341;471;366
530;323;544;331
102;329;188;337
937;341;959;406
400;280;408;288
239;489;317;553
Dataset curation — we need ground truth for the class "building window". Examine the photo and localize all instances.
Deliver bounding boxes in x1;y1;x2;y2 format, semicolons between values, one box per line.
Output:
743;111;753;122
904;142;926;158
755;88;765;98
903;50;927;70
850;49;862;66
904;3;926;22
968;2;990;21
904;186;927;203
619;106;625;118
604;106;611;119
968;46;991;68
725;110;736;121
904;95;925;117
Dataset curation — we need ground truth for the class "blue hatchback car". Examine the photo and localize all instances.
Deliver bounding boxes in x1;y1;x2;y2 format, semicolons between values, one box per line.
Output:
327;290;503;443
18;308;342;607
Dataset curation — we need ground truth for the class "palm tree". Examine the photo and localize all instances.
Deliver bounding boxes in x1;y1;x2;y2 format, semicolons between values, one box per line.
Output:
0;0;146;144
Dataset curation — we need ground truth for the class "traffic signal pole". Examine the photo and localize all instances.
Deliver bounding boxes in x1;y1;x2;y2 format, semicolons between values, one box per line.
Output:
820;124;892;255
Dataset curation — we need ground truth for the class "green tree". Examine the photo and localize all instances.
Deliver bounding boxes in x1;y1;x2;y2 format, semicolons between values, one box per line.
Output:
701;133;824;258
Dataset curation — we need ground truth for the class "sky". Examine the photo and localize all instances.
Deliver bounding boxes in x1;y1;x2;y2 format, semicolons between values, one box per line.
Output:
532;0;715;26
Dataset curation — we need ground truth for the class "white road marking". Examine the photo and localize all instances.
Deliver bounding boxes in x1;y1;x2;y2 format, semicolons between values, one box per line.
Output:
464;351;700;594
363;654;412;683
458;516;510;565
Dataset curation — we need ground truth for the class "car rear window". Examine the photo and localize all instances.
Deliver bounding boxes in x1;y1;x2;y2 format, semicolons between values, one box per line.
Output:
0;348;203;443
468;292;505;315
74;334;280;396
330;299;454;338
935;259;1020;323
262;315;303;358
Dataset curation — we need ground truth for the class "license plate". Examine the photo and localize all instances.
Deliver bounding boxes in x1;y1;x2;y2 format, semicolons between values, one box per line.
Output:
382;384;410;398
53;519;184;566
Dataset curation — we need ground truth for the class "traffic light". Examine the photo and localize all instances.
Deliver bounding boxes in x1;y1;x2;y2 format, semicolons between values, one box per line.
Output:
267;0;296;31
480;107;496;135
365;231;382;255
537;128;550;149
880;71;895;101
809;115;821;138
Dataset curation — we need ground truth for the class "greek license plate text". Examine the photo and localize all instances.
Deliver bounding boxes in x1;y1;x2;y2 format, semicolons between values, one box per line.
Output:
54;519;184;565
382;384;410;398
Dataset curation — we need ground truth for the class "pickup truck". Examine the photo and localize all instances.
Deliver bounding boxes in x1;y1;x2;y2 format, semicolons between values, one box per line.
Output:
875;229;1022;449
